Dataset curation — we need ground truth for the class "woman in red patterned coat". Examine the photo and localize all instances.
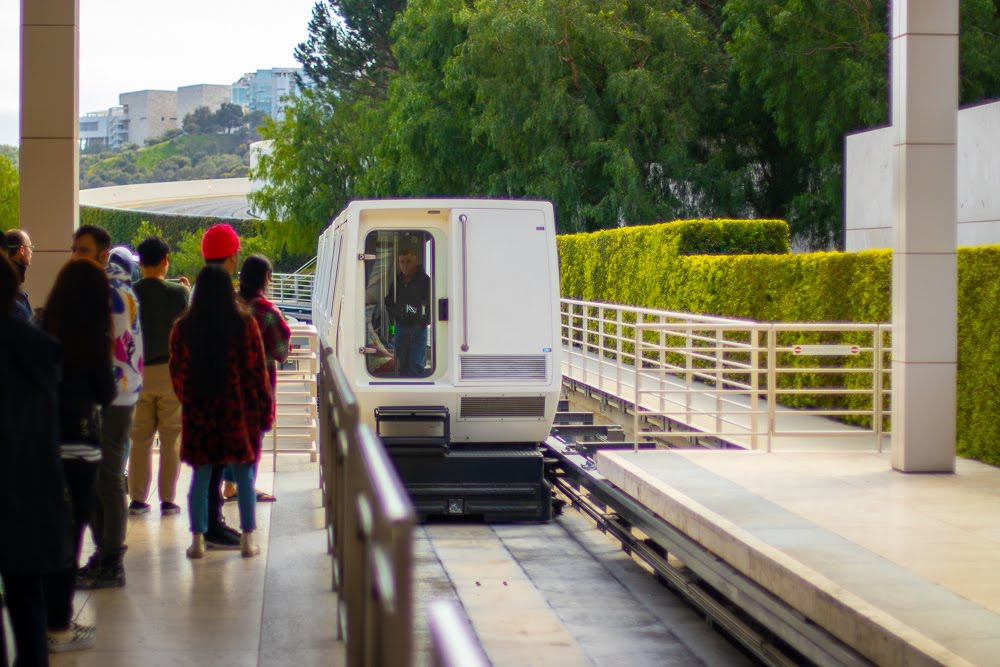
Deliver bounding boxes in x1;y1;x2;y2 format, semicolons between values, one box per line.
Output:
169;264;273;559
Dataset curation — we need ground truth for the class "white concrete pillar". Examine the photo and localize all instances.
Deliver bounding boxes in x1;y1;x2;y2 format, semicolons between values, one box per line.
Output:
890;0;958;472
19;0;78;306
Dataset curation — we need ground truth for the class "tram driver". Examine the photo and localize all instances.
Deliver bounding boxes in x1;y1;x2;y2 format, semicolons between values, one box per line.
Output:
384;248;431;377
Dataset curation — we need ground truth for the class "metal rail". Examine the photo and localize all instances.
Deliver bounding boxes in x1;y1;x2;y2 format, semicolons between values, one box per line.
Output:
561;299;892;452
319;345;415;666
428;601;493;667
544;437;872;667
319;344;492;665
270;271;315;317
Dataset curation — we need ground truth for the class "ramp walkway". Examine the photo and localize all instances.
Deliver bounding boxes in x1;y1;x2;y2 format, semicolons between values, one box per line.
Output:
560;299;891;452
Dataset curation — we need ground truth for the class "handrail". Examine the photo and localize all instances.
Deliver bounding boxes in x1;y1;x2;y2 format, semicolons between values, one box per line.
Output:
319;346;416;666
428;601;493;667
561;299;892;453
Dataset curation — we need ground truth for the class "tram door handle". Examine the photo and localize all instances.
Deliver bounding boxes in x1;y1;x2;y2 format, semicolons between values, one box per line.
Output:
438;298;448;321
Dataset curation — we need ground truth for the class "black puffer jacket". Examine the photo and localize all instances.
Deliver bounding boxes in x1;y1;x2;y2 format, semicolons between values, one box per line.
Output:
0;316;70;576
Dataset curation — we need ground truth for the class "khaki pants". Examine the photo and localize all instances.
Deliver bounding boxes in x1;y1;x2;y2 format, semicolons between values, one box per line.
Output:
127;363;182;504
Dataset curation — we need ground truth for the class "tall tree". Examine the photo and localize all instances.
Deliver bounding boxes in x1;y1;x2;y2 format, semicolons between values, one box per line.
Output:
215;102;245;134
723;0;1000;248
253;0;410;251
294;0;406;99
0;154;18;232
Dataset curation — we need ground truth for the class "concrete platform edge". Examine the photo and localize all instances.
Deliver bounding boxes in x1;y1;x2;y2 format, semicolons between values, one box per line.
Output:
595;451;974;667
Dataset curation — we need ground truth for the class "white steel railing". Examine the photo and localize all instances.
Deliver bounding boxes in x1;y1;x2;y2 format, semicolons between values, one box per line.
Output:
560;299;892;452
270;272;315;312
269;322;320;469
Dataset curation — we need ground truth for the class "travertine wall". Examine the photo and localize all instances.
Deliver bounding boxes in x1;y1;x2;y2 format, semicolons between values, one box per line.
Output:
177;84;232;123
119;89;177;146
846;99;1000;251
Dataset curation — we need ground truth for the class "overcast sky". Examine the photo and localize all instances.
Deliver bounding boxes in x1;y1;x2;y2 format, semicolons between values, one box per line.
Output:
0;0;322;146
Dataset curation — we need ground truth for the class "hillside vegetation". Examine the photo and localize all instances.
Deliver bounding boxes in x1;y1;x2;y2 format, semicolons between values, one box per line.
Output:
80;134;249;189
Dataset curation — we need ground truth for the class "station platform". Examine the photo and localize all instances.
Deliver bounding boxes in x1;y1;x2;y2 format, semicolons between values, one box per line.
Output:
596;449;1000;667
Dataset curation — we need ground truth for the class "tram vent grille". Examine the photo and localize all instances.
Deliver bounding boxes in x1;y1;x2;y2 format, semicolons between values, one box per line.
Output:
460;355;547;381
460;396;546;419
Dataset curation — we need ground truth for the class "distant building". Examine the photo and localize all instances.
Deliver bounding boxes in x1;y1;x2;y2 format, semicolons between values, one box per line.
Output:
79;106;128;151
78;70;303;150
177;84;233;124
231;68;307;121
119;90;178;146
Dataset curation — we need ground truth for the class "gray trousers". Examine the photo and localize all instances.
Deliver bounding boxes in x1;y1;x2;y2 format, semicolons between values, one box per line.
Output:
90;404;134;559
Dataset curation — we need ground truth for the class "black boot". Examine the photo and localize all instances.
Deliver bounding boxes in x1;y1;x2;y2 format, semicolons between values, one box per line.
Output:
76;552;125;590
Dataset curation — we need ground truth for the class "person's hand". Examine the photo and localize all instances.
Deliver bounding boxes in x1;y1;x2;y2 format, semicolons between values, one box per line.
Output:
178;276;191;288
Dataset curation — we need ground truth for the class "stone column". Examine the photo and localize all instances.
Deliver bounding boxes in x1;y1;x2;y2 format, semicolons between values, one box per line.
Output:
890;1;958;472
19;0;78;306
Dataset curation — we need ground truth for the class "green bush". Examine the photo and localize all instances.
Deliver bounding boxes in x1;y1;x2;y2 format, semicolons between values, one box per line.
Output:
79;205;311;276
667;219;789;255
558;219;1000;466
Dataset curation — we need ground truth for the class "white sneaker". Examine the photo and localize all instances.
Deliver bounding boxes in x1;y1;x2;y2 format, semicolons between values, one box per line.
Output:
186;533;205;559
48;621;96;652
241;532;260;558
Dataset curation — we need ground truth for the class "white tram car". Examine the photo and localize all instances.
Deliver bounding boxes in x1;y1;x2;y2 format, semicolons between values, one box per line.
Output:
312;199;561;520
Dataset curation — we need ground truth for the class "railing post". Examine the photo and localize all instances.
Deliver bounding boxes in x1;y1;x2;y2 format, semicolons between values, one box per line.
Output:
658;314;666;418
598;306;606;393
685;324;693;419
750;327;760;451
767;327;776;453
615;308;623;397
634;319;642;452
875;324;884;453
715;327;723;434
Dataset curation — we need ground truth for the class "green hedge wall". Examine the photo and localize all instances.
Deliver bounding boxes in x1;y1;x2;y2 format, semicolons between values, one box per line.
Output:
558;220;1000;466
667;219;790;255
78;205;311;273
79;205;254;251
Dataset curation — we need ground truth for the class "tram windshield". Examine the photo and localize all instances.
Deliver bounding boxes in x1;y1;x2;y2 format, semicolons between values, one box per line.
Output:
363;230;435;378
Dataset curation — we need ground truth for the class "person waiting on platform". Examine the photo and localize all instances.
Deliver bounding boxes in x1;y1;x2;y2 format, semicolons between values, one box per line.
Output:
221;254;290;505
0;253;70;662
169;264;273;559
383;248;431;377
127;236;190;518
41;259;117;652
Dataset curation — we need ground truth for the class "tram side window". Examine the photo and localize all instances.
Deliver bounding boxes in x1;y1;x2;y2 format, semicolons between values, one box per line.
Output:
364;230;434;378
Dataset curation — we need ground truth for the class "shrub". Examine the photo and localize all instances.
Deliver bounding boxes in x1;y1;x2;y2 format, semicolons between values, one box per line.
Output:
558;219;1000;465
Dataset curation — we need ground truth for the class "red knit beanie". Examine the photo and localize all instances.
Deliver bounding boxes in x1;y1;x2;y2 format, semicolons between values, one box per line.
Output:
201;224;241;260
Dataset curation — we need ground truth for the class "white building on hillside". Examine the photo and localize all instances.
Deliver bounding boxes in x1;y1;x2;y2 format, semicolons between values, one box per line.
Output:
231;68;307;121
79;106;128;151
119;90;178;146
177;84;233;123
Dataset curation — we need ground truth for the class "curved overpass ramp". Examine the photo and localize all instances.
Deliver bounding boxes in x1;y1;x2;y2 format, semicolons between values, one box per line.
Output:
79;178;255;219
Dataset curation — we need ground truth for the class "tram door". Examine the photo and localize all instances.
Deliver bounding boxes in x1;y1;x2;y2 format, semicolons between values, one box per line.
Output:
362;229;436;378
454;207;555;357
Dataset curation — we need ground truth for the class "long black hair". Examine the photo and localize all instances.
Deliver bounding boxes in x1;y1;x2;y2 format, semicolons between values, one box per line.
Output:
42;259;112;371
238;254;272;301
187;264;243;396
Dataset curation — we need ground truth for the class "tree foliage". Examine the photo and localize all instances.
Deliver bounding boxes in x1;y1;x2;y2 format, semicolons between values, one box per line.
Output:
0;154;18;232
252;0;1000;250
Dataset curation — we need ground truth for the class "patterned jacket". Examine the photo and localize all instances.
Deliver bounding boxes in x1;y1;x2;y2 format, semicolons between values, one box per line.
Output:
107;262;144;406
242;294;291;423
169;313;273;466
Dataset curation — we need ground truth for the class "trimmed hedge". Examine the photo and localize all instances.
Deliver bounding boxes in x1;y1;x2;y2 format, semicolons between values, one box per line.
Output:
667;219;789;255
78;205;311;273
558;219;1000;466
79;205;252;251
